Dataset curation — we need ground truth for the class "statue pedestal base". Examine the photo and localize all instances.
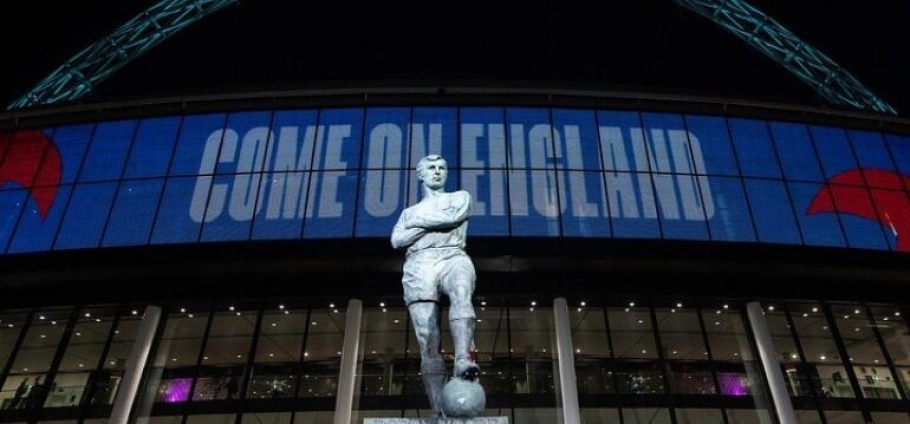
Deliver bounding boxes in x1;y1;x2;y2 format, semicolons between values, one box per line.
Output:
364;417;508;424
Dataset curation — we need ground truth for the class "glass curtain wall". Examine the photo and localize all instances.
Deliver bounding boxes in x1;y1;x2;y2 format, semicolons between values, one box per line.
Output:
353;298;559;423
571;298;797;424
3;297;910;423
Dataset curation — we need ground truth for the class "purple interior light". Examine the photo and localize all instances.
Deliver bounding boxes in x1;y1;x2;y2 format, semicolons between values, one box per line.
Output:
718;373;748;396
161;378;192;402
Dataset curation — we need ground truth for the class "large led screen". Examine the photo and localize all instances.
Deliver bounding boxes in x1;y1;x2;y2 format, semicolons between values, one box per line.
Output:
0;107;907;255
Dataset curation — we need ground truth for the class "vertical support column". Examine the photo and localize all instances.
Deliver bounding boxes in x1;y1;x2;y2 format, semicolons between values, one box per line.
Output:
109;305;162;424
334;299;363;424
553;298;581;424
746;302;797;424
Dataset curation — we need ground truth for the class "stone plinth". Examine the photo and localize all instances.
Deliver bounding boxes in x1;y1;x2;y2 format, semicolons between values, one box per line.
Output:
364;417;508;424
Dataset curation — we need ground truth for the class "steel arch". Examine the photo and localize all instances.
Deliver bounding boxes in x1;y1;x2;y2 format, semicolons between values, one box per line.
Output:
8;0;238;110
670;0;896;115
8;0;898;115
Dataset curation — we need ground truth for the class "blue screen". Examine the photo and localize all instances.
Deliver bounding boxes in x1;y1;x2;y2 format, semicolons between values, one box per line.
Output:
123;117;181;179
770;122;823;182
54;182;118;250
460;108;508;237
200;111;274;242
302;109;363;238
597;111;660;239
103;179;166;247
507;108;560;237
641;113;710;241
552;110;609;237
357;107;411;238
78;120;136;183
0;106;906;255
744;179;800;245
704;176;755;243
250;110;319;241
729;118;782;179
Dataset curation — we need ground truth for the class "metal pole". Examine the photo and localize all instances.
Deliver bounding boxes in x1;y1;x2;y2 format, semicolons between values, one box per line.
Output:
334;299;363;424
109;305;162;424
746;302;797;424
554;298;581;424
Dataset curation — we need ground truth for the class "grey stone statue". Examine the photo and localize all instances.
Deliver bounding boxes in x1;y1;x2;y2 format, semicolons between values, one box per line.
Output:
391;154;483;417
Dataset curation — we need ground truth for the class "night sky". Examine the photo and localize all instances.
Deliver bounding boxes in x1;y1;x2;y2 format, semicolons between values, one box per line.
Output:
2;0;908;116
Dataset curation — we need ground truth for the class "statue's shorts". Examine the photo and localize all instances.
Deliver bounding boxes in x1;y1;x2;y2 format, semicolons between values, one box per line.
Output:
402;247;476;320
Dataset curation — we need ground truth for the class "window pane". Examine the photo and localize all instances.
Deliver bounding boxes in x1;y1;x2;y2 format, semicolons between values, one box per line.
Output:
104;311;143;370
186;414;237;424
508;305;555;395
300;307;345;398
360;306;407;397
669;361;715;395
763;305;815;397
703;305;761;398
154;310;207;368
702;306;753;361
0;311;27;370
726;409;773;424
571;306;609;358
87;368;122;406
193;366;242;401
622;408;671;424
821;410;864;424
580;408;621;424
201;310;256;366
869;305;910;365
514;408;559;424
794;409;823;424
44;372;89;408
608;306;657;359
474;303;510;395
12;308;71;373
241;413;291;424
1;374;46;410
148;308;207;405
59;306;116;371
293;411;333;424
655;307;705;360
789;304;837;364
674;408;724;424
256;308;306;363
788;303;853;398
248;363;295;400
571;306;612;395
871;412;910;424
147;416;184;424
615;360;665;395
829;304;901;400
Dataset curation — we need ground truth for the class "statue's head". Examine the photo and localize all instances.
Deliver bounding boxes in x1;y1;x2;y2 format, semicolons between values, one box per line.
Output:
417;155;448;190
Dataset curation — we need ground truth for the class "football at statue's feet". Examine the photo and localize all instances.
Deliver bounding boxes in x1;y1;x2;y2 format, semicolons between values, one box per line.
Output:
441;378;486;418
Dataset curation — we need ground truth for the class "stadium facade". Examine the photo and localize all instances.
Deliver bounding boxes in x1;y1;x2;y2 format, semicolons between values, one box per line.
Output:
1;89;910;424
